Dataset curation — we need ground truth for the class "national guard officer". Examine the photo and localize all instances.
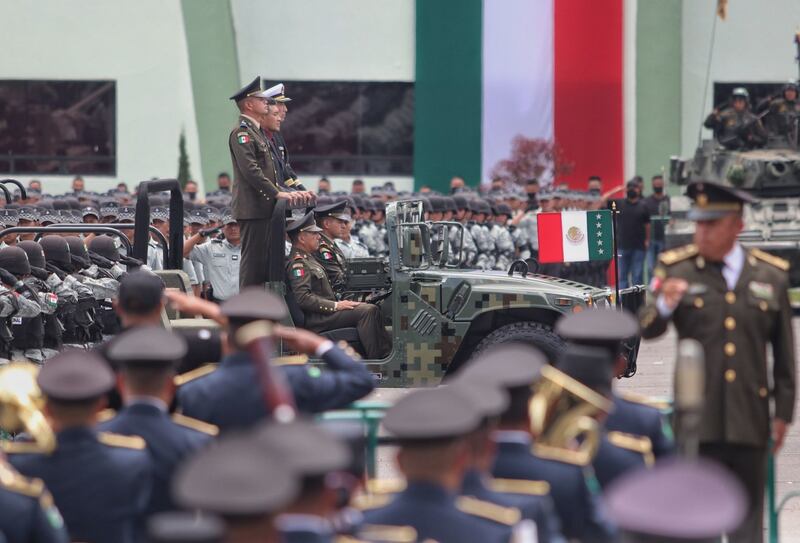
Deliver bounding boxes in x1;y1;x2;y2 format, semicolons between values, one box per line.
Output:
286;212;391;359
461;345;615;542
704;87;767;150
490;203;515;271
228;77;310;289
183;211;241;302
639;180;796;543
175;287;375;430
172;431;301;543
314;200;351;293
446;372;566;543
555;309;674;458
0;208;19;248
605;459;747;542
336;223;371;260
3;351;152;543
98;326;217;515
359;387;519;543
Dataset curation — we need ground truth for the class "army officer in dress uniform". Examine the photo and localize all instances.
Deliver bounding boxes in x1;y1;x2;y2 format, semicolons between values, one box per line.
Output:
639;180;796;543
286;212;391;359
314;200;351;294
228;77;311;289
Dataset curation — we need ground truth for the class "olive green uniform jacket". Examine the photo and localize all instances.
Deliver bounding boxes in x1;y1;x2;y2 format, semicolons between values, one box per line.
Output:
228;115;280;220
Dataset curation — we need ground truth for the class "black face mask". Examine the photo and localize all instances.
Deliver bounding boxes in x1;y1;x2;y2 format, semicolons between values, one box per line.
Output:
589;188;601;196
626;189;638;199
186;192;197;201
653;186;664;194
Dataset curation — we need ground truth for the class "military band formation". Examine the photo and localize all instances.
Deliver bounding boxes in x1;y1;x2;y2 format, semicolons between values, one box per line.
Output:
0;74;795;543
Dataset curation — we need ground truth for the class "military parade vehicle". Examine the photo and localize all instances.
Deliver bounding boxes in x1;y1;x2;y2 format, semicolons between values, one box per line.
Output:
271;199;644;387
667;34;800;306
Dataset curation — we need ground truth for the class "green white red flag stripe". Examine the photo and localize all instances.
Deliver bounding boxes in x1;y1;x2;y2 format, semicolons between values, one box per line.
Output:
537;210;613;263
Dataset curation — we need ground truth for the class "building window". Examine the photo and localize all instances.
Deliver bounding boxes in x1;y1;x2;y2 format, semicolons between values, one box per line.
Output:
0;80;116;175
279;81;413;176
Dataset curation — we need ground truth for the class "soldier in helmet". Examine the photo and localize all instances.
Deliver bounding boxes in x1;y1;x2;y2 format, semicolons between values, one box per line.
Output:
765;81;800;144
704;87;767;150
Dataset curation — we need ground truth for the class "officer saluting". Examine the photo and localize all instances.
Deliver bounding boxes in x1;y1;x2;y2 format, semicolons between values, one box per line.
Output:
639;180;796;543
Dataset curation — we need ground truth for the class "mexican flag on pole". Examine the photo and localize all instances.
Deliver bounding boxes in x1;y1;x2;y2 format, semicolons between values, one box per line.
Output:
537;210;613;263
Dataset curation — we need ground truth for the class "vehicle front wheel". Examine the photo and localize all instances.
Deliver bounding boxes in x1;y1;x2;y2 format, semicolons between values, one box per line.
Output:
472;321;565;364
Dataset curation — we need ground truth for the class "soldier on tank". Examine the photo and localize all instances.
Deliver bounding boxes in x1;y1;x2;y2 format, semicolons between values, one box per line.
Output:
764;81;800;144
704;87;767;150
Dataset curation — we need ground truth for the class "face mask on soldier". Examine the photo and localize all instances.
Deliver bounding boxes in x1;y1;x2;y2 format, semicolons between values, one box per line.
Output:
653;186;664;194
626;189;638;199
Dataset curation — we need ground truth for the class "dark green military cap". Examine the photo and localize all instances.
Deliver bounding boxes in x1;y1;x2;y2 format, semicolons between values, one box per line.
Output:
443;377;509;420
255;418;352;476
458;343;547;389
686;180;755;221
314;200;351;222
108;326;188;368
286;211;323;235
219;287;288;322
229;76;264;102
555;308;639;357
173;432;299;516
383;387;482;441
147;512;225;543
38;349;115;401
555;344;613;397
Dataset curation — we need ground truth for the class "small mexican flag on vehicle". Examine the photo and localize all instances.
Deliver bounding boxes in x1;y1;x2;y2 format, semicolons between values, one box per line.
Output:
537;210;613;263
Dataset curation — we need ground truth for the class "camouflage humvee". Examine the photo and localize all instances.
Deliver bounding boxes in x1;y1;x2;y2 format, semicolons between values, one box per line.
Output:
278;200;639;387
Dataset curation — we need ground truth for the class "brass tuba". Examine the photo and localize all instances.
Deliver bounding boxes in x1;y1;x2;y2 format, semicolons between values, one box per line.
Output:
0;362;56;453
529;365;612;466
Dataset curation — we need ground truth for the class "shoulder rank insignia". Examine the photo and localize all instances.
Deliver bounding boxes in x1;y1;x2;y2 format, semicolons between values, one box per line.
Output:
366;479;406;495
489;478;550;496
174;363;218;386
750;248;790;271
171;413;219;436
608;431;655;467
98;432;146;450
619;391;671;412
351;493;393;511
0;462;45;497
97;408;117;423
533;443;590;466
0;440;48;455
272;354;309;366
456;496;521;526
658;244;698;266
358;525;417;543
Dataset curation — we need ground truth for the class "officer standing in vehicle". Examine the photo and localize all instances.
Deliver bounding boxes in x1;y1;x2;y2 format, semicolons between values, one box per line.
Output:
639;180;795;543
228;77;310;289
704;87;767;150
765;81;800;144
183;211;242;302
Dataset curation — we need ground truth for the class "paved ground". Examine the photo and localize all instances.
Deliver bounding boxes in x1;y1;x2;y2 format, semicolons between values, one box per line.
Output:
368;319;800;542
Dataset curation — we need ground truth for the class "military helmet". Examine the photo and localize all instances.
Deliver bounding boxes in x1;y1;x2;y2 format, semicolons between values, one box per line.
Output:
89;235;120;262
731;87;750;100
0;246;31;277
784;80;799;93
17;240;46;269
64;236;89;261
40;236;72;269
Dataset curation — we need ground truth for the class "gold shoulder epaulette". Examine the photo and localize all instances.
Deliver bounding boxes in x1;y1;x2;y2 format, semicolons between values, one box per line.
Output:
351;493;393;511
0;440;47;455
273;354;309;366
96;408;117;423
0;462;45;497
334;536;369;543
608;431;655;467
171;413;219;436
750;248;790;271
619;391;671;411
98;432;146;450
174;363;218;386
658;244;698;266
532;443;589;467
489;478;550;496
456;496;521;526
358;524;417;543
366;479;406;495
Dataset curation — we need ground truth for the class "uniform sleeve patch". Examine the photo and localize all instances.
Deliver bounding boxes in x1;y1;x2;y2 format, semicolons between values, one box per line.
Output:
321;250;333;260
237;133;250;144
293;267;305;277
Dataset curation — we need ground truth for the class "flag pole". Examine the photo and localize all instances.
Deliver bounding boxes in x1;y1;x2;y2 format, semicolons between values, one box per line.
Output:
611;201;621;309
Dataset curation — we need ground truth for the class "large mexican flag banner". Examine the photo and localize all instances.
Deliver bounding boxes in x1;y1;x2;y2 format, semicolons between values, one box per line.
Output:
537;210;614;263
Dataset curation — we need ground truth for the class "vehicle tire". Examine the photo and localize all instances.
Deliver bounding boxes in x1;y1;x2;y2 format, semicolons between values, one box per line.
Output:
472;321;565;364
